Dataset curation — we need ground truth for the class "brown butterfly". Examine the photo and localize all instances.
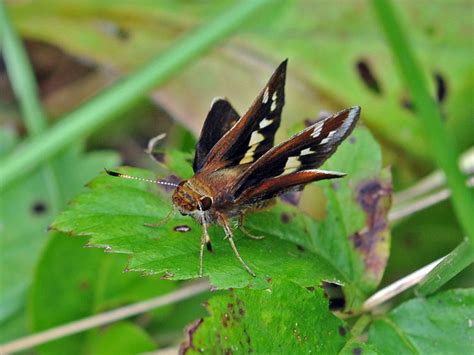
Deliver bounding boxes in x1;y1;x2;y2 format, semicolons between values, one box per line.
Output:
107;59;360;277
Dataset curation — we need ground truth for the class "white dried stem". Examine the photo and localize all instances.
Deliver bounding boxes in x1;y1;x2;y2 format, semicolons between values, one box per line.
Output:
363;257;446;312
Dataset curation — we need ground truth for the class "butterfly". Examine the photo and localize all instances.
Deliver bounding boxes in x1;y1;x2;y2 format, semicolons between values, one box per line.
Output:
106;59;360;277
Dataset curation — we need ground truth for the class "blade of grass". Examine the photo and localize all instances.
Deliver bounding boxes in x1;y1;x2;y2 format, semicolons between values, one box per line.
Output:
371;0;474;252
0;2;60;212
415;238;474;297
0;0;274;191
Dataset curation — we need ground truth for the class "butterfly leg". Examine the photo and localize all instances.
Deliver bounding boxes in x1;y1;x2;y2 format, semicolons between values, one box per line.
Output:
144;208;175;228
218;214;256;277
238;213;264;240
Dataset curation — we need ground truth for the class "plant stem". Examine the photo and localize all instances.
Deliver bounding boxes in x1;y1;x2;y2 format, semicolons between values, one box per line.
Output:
416;238;474;297
363;256;445;311
0;2;60;212
0;0;273;191
0;281;209;353
371;0;474;252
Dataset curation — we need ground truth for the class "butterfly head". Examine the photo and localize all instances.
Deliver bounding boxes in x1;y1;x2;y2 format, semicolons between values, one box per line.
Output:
172;180;213;215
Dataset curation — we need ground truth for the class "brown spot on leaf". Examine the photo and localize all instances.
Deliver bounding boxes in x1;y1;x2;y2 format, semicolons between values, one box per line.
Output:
350;177;392;283
356;59;382;94
222;313;230;327
179;318;204;355
338;326;347;337
79;280;89;290
353;347;363;355
296;244;305;252
266;277;272;283
280;212;291;224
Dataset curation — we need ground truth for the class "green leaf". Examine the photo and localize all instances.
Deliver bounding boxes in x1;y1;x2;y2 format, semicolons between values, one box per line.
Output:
87;322;155;354
52;127;390;307
0;130;119;327
52;169;345;289
367;288;474;354
182;281;349;354
30;233;175;354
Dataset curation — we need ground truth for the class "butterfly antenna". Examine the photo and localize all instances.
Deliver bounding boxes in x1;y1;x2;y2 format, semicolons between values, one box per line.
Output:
104;169;179;188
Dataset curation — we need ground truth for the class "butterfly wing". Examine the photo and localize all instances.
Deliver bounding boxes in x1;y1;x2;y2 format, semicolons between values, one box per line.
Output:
233;106;361;199
193;98;240;172
198;59;287;172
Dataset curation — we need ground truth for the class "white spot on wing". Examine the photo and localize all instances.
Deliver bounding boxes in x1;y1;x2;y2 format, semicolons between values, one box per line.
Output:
300;147;313;156
320;130;336;145
249;131;265;146
239;144;258;164
271;92;278;111
311;121;324;138
283;156;301;174
259;118;273;129
262;87;269;104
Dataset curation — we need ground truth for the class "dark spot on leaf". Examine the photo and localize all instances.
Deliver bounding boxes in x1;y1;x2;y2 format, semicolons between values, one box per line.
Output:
281;191;302;206
224;349;233;355
306;286;315;292
179;318;203;355
296;244;305;252
350;178;392;281
331;181;341;190
227;303;234;311
116;27;130;41
221;313;230;327
174;225;191;233
400;95;414;111
356;59;382;94
434;71;447;104
266;277;272;283
322;282;346;311
79;280;89;290
350;136;356;144
353;347;363;355
280;212;291;224
32;201;47;215
338;326;347;337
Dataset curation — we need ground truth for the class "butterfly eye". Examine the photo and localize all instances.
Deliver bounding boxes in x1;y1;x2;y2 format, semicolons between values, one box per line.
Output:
200;196;212;211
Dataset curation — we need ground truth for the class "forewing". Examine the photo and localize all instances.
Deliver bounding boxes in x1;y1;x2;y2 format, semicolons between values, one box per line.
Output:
199;59;287;172
233;106;361;197
193;98;240;172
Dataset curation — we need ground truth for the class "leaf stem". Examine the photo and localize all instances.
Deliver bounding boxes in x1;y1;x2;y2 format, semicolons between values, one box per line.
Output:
0;0;273;191
371;0;474;250
0;281;209;353
416;238;474;297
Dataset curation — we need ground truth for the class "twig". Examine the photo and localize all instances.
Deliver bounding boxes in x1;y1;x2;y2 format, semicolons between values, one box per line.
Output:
389;188;451;222
363;256;445;311
393;147;474;205
0;281;209;354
